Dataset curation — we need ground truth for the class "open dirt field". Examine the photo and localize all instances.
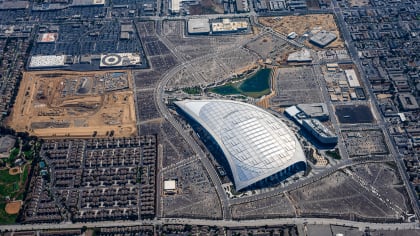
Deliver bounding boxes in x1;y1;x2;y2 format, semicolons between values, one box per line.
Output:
349;0;369;7
9;167;21;175
5;201;22;214
7;71;137;138
189;0;224;14
259;14;344;49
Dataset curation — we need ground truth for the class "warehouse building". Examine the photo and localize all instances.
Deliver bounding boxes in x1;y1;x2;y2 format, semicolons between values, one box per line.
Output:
187;18;211;34
211;19;248;33
309;30;337;48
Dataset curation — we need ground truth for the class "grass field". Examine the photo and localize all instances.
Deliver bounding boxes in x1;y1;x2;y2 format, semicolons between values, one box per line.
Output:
0;202;17;224
0;163;31;224
8;148;19;163
182;86;202;95
209;69;272;98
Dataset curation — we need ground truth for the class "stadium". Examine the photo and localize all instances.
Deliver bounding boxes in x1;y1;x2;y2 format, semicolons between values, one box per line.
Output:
175;100;307;191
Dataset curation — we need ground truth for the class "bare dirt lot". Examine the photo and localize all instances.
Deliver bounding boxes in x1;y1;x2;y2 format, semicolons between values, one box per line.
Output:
289;163;411;221
259;14;344;49
8;167;21;175
349;0;369;7
189;0;224;15
7;71;137;138
5;201;22;214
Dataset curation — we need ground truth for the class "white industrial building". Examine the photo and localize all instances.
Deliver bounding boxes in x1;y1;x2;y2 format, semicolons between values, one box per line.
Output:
28;55;66;68
287;48;312;62
344;69;361;88
37;33;58;43
309;30;337;47
211;19;248;33
169;0;181;13
187;18;211;34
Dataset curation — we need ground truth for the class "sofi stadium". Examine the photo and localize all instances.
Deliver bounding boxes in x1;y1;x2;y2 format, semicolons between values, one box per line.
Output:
175;100;307;191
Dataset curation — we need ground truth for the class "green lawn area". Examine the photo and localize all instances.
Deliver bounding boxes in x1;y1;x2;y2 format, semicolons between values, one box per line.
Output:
0;163;31;224
23;150;34;159
0;169;20;183
0;166;27;198
326;148;341;160
8;148;19;163
182;86;202;95
0;202;18;225
209;68;272;98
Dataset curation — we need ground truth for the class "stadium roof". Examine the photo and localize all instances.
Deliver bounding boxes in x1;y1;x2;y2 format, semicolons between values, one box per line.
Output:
175;100;306;191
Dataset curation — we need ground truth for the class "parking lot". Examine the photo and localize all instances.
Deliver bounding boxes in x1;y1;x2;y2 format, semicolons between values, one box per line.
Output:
31;6;106;21
166;47;256;89
162;160;222;219
288;163;411;222
30;21;147;70
136;21;178;71
341;129;389;157
335;104;374;123
317;49;350;63
137;90;161;121
231;194;295;220
245;33;292;62
271;66;323;107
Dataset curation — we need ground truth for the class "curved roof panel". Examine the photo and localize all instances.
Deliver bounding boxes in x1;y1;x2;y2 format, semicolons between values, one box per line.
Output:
175;100;306;190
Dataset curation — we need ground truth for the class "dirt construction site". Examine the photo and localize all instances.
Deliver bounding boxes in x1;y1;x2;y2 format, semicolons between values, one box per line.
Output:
259;14;344;49
7;70;137;138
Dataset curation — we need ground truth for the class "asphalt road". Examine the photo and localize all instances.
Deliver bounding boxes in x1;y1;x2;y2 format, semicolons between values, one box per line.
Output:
1;217;418;232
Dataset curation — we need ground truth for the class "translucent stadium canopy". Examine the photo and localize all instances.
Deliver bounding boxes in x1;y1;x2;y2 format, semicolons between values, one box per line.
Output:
175;100;306;191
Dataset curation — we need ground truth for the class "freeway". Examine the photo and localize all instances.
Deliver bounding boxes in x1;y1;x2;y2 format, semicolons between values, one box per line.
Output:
0;217;418;232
